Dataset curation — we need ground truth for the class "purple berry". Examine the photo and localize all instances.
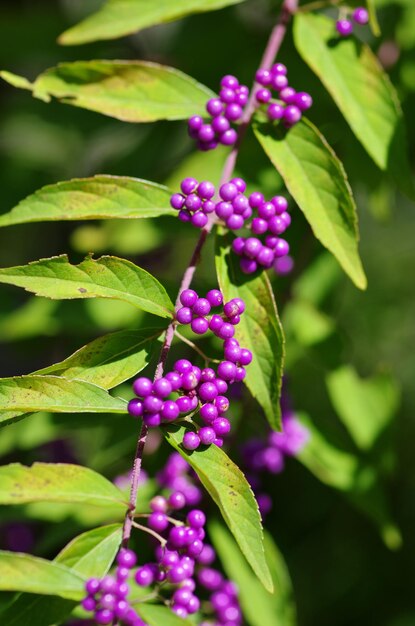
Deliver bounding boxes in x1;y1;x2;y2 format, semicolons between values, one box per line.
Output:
295;91;313;111
274;238;290;257
225;103;243;121
256;88;272;103
212;417;231;436
221;75;239;89
217;322;235;339
206;289;223;307
180;289;198;307
82;596;96;611
215;201;234;220
192;297;211;316
283;105;302;125
168;491;186;509
255;68;271;85
176;306;193;324
197;180;215;199
209;314;224;333
150;495;168;512
133;377;153;397
274;254;294;275
183;431;200;451
201;367;216;381
170;193;185;210
143;412;161;427
336;19;353;36
198;426;216;445
198;124;215;143
251;217;268;235
232;236;245;255
257;246;275;267
231;177;246;193
117;548;137;569
206;98;224;116
148;511;169;532
153;377;172;398
165;371;181;390
215;395;230;413
280;211;291;227
135;565;155;587
224;342;242;362
239;348;253;365
226;214;244;230
181;371;199;391
188;116;203;132
271;62;287;75
128;398;144;417
240;257;258;274
268;215;287;235
95;609;114;625
212;115;230;133
161;400;180;422
220;182;239;201
220;87;236;103
184;193;202;212
353;7;369;25
178;209;191;222
202;199;215;214
220;128;238;145
199;382;218;402
268;102;284;120
244;237;263;258
272;195;289;214
181;177;198;195
143;395;163;413
217;360;237;381
232;194;249;214
200;403;219;423
191;316;209;335
248;191;264;208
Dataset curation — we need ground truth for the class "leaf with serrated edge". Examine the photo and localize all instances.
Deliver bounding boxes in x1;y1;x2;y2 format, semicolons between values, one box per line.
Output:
215;231;284;430
0;176;175;228
0;61;214;123
0;376;127;415
59;0;247;44
254;118;367;289
0;463;127;508
36;327;164;389
1;525;122;626
210;520;296;626
0;552;86;600
0;254;174;318
294;13;414;198
164;425;273;592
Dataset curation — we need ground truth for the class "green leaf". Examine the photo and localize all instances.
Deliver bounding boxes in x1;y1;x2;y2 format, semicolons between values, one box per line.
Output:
215;231;285;430
0;61;214;123
293;13;414;198
136;603;195;626
0;254;174;318
254;118;367;290
283;300;335;347
210;520;296;626
0;376;127;419
326;366;400;450
0;525;122;626
59;0;246;44
0;552;85;600
164;424;273;592
0;176;175;228
36;327;164;389
367;0;381;36
0;462;127;508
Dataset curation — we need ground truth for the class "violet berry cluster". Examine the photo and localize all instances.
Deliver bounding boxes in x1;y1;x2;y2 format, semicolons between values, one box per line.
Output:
188;74;249;151
170;178;216;229
255;63;313;128
336;7;369;37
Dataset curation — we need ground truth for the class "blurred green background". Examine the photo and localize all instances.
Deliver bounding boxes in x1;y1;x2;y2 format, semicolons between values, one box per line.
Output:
0;0;414;625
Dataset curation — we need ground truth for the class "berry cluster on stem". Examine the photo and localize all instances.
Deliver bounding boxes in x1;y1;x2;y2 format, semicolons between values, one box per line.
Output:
336;6;369;37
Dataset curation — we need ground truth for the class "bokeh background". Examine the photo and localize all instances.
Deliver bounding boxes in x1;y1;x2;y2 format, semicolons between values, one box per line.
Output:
0;1;414;625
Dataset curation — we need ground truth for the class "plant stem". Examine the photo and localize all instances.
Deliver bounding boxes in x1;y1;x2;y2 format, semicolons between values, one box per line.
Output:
121;0;298;548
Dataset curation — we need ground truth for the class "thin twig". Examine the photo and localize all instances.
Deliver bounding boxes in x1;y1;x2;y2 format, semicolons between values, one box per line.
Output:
131;521;167;546
174;328;220;364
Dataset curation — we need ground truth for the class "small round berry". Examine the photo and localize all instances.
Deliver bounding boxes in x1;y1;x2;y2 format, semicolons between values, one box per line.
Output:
274;255;294;275
116;567;129;582
160;548;180;567
217;360;237;381
114;600;129;620
188;115;203;132
240;257;258;274
180;289;198;307
191;209;208;229
244;237;263;259
271;62;287;75
176;306;193;324
201;367;216;382
178;209;191;222
192;297;211;316
215;201;234;220
232;236;245;255
198;138;218;151
248;191;265;208
283;105;302;125
255;68;271;85
272;195;289;214
181;177;198;195
117;548;137;569
198;124;215;143
219;128;238;145
200;402;219;423
251;217;268;235
221;74;239;89
86;578;100;595
271;74;289;90
219;182;239;201
183;431;200;451
336;19;353;36
257;246;275;267
274;238;290;257
170;193;185;210
174;358;193;373
219;87;236;103
225;297;245;315
172;605;188;618
176;396;192;413
231;177;246;193
184;193;202;212
135;565;155;587
169;526;189;550
128;398;144;417
226;214;244;230
168;491;186;510
133;377;153;397
235;90;248;106
143;412;161;427
100;576;117;594
280;87;297;104
217;322;235;339
224;342;242;362
239;348;253;365
81;596;96;612
100;593;116;610
256;88;272;103
206;289;223;307
187;509;206;528
295;91;313;111
225;103;243;121
197;180;215;199
211;115;230;133
150;495;168;512
143;395;163;413
95;609;113;625
152;377;173;398
197;426;216;446
187;539;204;559
268;102;285;120
206;98;223;116
165;371;181;390
173;587;192;606
268;215;286;235
181;370;199;391
234;366;246;381
148;511;169;532
199;382;219;402
198;567;223;590
202;199;215;214
191;316;209;335
353;7;369;25
215;379;229;394
229;313;241;325
280;211;291;227
209;314;224;333
161;400;180;422
212;417;231;436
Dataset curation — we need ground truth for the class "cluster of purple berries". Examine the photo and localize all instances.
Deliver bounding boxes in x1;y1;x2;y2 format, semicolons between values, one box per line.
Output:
170;178;215;229
81;549;146;626
255;63;313;128
188;74;249;151
242;400;309;517
231;192;291;274
336;7;369;37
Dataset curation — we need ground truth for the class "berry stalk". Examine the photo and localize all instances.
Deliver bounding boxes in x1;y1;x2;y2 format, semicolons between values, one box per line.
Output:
122;0;299;549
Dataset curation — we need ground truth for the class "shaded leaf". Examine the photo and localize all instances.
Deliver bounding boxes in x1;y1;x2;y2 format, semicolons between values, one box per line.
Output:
0;525;122;626
0;61;214;123
164;424;273;592
326;366;400;450
254;118;367;289
136;603;195;626
0;254;174;318
0;176;175;228
36;327;164;389
0;376;127;419
283;300;335;347
0;462;127;508
215;231;284;429
59;0;247;45
0;552;85;600
293;13;414;198
210;520;296;626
